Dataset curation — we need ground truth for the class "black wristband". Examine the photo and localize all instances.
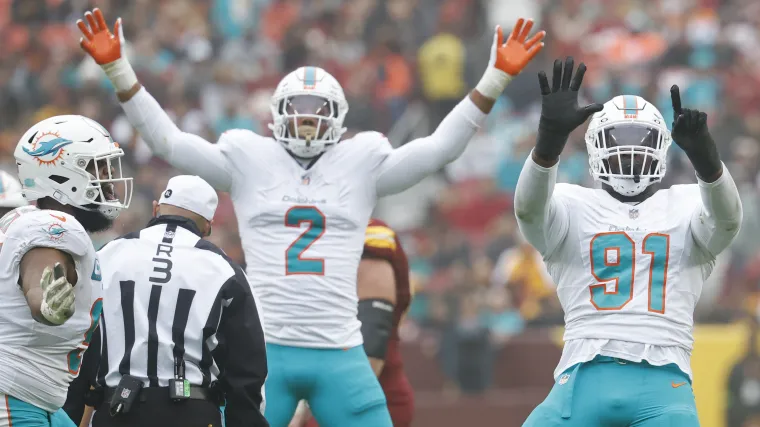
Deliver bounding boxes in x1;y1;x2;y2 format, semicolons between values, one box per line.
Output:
685;134;721;180
535;124;569;162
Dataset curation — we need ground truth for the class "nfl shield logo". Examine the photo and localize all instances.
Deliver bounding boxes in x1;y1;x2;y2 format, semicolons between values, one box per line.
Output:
301;176;310;186
120;389;131;398
629;208;639;219
559;373;570;385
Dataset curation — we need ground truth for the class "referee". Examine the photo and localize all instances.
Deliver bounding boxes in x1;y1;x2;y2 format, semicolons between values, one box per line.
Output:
91;175;268;427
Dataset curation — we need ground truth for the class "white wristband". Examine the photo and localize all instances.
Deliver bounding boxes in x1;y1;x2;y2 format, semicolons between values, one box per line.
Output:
475;67;513;100
102;58;138;92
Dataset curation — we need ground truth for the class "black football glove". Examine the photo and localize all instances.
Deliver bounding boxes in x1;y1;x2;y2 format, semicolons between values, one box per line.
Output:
535;57;603;162
670;85;722;181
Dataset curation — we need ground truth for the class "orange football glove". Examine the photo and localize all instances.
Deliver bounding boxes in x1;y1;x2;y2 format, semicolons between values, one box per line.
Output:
77;8;138;92
77;8;123;65
493;19;545;76
476;19;546;100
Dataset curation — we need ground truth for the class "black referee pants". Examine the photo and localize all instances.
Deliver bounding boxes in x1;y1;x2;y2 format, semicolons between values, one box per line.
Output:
92;399;222;427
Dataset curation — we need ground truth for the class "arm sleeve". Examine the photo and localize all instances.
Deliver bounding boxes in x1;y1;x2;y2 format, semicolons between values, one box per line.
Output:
120;88;233;192
690;165;743;257
214;268;268;427
513;153;571;257
374;97;487;197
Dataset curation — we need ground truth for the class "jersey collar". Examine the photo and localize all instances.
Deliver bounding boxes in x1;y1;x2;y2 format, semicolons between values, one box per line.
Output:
147;215;203;237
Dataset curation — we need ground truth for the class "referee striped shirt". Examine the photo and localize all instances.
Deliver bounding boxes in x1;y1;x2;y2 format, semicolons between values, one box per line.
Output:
96;215;267;426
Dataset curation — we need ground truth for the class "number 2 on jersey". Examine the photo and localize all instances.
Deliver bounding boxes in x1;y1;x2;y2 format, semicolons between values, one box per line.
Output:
285;206;326;275
589;232;669;313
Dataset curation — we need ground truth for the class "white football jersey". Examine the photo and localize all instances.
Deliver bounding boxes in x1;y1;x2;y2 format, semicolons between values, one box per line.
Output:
218;130;392;348
122;87;486;348
546;183;714;378
0;207;102;411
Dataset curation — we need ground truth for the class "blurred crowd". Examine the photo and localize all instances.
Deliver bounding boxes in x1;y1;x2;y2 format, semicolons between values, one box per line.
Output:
2;0;760;407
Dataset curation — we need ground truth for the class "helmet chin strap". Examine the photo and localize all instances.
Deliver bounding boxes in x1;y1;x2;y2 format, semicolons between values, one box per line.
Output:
71;202;121;220
603;178;657;203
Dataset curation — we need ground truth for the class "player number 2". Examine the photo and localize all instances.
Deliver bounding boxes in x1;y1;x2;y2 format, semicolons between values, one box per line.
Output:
589;232;669;313
285;206;326;275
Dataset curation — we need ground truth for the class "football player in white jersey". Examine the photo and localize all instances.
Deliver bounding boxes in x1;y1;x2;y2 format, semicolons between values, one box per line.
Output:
516;57;742;426
77;8;546;427
0;170;28;218
0;115;132;427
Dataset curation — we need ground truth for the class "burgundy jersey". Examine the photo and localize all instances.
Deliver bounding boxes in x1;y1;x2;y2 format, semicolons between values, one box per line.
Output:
362;219;411;345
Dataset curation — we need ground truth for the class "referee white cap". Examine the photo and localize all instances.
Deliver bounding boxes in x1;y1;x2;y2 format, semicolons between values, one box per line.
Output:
158;175;218;221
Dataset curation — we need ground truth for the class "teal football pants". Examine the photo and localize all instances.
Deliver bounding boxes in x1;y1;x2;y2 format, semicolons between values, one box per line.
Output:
0;395;76;427
263;343;391;427
523;356;700;427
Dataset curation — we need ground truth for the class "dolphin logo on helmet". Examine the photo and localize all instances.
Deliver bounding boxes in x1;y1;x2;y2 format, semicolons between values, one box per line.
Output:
23;134;74;166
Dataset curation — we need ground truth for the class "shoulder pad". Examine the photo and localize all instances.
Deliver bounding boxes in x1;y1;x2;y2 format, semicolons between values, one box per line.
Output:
3;209;89;258
0;205;38;234
365;223;397;251
368;218;389;228
219;128;260;143
662;183;701;205
346;131;390;145
553;183;595;200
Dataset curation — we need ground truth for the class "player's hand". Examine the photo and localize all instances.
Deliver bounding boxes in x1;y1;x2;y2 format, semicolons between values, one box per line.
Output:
534;57;603;163
40;263;75;325
288;400;311;427
670;85;710;152
76;8;138;92
670;85;722;180
77;8;124;65
491;19;545;76
475;19;545;100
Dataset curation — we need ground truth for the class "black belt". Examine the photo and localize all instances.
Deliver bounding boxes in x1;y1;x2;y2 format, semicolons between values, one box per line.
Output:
104;385;213;403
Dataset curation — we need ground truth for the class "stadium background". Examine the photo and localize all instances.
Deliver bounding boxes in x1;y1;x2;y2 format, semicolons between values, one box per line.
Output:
1;0;760;425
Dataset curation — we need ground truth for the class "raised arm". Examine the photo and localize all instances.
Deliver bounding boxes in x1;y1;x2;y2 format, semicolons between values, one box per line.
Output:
376;19;545;197
669;86;742;256
515;58;603;255
514;156;570;256
77;9;233;192
692;169;742;257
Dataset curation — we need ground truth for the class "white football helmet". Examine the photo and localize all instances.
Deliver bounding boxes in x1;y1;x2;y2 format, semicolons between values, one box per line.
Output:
269;66;348;158
0;170;27;209
585;95;672;197
15;115;133;219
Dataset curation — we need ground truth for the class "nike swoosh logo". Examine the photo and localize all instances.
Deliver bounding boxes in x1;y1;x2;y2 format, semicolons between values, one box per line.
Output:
50;214;66;222
671;382;688;388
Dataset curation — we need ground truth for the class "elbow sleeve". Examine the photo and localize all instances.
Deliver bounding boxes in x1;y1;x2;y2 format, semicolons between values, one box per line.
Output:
694;165;743;255
358;299;395;360
698;165;743;231
514;152;559;222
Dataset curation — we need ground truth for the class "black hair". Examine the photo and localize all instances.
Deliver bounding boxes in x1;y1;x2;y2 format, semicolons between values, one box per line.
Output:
37;198;113;233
